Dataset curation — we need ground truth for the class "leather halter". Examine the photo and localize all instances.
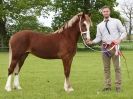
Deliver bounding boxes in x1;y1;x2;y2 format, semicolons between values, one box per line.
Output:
79;16;90;40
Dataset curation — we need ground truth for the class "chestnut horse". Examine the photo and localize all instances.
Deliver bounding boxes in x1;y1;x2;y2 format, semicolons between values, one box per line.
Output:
5;12;92;92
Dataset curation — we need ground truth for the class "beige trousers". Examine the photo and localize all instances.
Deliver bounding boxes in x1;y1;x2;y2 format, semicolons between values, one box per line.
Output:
102;49;121;88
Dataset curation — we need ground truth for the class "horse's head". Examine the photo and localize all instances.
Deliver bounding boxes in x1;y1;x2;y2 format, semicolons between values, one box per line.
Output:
78;12;92;41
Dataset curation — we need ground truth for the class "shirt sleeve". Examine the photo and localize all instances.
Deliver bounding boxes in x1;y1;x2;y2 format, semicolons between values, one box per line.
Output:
117;19;127;40
92;25;102;44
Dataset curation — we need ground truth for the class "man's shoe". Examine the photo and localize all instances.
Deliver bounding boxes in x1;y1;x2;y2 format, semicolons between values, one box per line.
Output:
116;87;121;93
102;88;111;92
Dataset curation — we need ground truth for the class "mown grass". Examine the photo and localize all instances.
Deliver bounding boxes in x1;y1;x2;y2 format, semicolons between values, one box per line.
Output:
0;51;133;99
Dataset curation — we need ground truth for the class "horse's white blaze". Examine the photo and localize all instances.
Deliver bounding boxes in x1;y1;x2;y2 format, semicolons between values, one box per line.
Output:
84;21;91;40
64;78;74;92
5;75;12;92
13;75;22;90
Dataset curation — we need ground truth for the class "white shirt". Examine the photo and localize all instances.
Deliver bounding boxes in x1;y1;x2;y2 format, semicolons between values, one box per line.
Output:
92;17;127;44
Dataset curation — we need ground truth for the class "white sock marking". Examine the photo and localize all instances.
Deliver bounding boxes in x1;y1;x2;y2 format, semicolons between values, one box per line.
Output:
13;75;22;90
64;78;74;92
5;75;12;92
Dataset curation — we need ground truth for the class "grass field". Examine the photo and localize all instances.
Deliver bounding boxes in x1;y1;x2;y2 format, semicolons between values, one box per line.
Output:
0;51;133;99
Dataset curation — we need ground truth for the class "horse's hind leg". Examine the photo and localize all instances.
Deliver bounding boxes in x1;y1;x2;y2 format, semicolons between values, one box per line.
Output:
5;44;23;92
5;44;14;91
5;58;18;91
13;53;29;90
62;57;74;92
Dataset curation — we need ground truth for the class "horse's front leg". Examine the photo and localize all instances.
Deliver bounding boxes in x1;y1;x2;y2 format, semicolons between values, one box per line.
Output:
62;57;74;92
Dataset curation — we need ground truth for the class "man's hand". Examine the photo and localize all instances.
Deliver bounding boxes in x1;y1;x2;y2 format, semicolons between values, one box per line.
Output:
85;39;93;45
113;39;121;45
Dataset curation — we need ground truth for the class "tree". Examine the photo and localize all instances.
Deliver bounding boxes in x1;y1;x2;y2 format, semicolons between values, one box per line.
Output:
120;0;133;40
8;16;53;33
0;0;51;47
51;0;121;42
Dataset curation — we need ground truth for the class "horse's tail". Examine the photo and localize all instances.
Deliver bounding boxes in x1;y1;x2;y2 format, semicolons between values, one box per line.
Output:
8;36;13;68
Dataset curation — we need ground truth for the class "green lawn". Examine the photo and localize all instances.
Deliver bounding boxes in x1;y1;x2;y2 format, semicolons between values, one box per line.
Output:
0;51;133;99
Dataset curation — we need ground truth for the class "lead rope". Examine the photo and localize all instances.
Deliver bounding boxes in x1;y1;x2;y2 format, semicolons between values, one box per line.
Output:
81;33;116;53
119;51;130;78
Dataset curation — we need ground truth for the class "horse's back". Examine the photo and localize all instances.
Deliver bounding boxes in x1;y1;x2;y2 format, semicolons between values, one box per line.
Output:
10;30;44;45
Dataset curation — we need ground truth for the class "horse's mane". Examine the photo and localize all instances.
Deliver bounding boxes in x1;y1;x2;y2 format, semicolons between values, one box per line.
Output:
53;13;81;34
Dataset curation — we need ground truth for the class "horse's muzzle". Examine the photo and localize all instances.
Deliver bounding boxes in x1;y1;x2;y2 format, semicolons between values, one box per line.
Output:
81;32;87;41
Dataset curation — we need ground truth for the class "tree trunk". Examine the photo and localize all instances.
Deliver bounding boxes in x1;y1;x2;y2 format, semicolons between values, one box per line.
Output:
0;18;7;47
127;34;131;41
0;0;7;47
0;36;4;48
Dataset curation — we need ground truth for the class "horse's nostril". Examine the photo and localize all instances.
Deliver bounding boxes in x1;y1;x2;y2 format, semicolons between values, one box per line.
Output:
82;33;87;40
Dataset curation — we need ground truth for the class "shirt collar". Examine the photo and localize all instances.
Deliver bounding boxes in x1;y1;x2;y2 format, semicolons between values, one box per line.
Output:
103;17;112;22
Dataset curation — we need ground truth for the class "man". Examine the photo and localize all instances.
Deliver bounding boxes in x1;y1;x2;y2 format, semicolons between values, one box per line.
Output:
87;6;127;92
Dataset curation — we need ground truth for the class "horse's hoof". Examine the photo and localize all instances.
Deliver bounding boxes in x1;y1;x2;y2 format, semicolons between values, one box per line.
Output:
68;87;74;92
5;86;12;92
64;87;74;93
13;86;22;90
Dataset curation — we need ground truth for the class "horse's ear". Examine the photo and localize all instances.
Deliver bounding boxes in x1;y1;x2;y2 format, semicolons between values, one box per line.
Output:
81;12;85;18
78;12;84;16
78;12;85;19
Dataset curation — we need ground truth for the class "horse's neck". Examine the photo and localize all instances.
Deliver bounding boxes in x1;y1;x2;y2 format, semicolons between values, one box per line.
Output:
63;23;80;44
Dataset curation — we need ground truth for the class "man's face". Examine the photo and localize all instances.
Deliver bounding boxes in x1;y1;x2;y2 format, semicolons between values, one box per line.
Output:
102;8;110;18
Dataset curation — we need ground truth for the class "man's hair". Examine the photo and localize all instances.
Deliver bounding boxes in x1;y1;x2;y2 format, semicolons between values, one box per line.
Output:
101;6;111;10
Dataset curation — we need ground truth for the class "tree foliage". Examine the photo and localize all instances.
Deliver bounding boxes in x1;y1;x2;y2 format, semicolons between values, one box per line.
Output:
8;16;52;35
0;0;52;47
